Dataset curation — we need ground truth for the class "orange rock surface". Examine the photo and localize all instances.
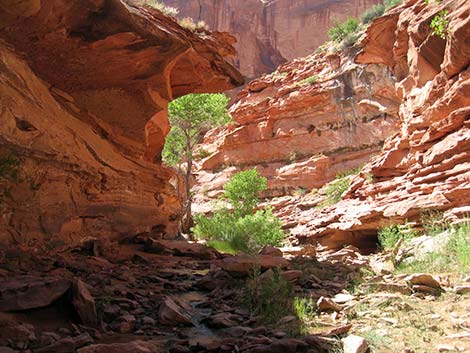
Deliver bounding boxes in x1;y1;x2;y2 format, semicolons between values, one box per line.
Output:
280;0;470;248
194;48;400;213
0;0;243;245
165;0;381;78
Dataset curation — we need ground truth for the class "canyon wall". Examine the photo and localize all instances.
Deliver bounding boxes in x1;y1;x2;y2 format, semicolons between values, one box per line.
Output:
278;0;470;248
194;47;401;214
0;0;243;245
165;0;381;78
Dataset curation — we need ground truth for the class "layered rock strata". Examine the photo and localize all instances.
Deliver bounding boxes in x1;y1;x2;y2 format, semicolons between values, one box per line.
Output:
194;49;400;213
165;0;381;77
279;0;470;248
0;0;243;245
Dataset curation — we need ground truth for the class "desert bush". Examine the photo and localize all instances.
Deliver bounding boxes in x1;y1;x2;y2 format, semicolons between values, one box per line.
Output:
146;1;179;17
430;10;449;39
193;169;284;253
179;17;196;30
361;3;385;24
378;223;416;250
384;0;402;9
328;18;359;43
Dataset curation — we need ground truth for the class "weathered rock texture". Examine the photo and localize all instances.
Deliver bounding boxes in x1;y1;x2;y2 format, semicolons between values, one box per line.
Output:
280;0;470;248
194;48;400;213
165;0;381;78
0;0;243;245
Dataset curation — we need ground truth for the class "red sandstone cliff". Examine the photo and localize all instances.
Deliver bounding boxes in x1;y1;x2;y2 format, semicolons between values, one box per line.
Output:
165;0;381;78
194;47;401;213
278;0;470;248
0;0;243;245
195;0;470;250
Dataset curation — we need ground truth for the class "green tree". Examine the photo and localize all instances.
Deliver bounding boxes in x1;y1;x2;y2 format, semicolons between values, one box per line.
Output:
162;93;231;236
223;169;267;217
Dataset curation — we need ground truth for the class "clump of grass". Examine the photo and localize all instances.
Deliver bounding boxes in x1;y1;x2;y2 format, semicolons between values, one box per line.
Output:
319;167;362;207
384;0;402;9
361;330;393;350
179;17;196;30
242;266;294;325
304;75;318;85
430;10;449;39
395;221;470;274
293;297;317;334
146;0;179;17
378;223;416;251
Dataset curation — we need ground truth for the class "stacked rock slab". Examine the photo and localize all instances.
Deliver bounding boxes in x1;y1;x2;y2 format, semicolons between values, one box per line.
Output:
194;48;400;214
283;0;470;248
0;0;243;245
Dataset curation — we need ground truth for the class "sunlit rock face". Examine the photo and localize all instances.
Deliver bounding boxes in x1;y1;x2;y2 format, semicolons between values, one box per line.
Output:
279;0;470;249
193;49;401;214
0;0;243;245
195;0;470;250
165;0;381;78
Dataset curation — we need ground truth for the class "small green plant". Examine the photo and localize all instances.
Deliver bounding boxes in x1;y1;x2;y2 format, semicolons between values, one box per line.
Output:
430;10;449;39
323;177;350;205
293;297;317;334
304;75;318;85
242;266;293;325
395;220;470;273
377;223;416;250
328;18;359;43
0;151;21;180
146;0;179;17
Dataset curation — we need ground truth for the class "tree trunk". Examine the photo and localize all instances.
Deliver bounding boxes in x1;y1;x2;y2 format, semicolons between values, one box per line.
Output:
182;148;193;239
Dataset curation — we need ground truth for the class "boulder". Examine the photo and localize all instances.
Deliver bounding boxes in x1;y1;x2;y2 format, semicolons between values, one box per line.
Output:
158;297;192;326
317;297;343;312
342;335;369;353
0;276;71;311
72;279;97;326
405;274;442;289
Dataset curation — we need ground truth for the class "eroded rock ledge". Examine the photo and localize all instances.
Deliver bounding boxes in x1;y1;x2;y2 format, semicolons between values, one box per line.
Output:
0;0;243;245
194;48;400;213
283;0;470;248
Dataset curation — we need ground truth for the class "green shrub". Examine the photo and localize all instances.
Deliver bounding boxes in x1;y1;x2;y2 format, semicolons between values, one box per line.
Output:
448;221;470;269
293;297;317;334
378;224;415;250
304;75;318;85
361;4;385;24
194;207;284;254
206;240;238;255
323;177;351;205
0;152;20;180
193;169;284;254
430;10;449;39
340;32;361;50
328;18;359;43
